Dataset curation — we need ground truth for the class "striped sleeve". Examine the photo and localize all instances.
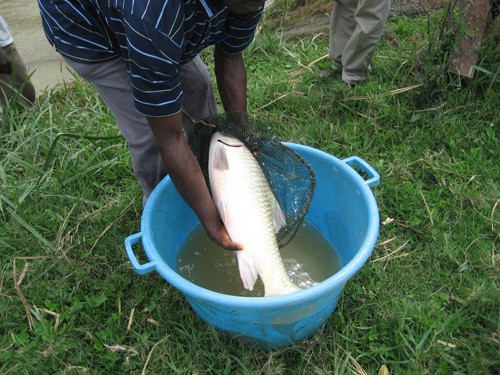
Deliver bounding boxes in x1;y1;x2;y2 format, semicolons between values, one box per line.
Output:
38;0;119;63
218;7;263;54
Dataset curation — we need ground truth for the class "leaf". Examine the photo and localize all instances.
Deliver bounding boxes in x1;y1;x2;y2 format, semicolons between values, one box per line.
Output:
378;364;390;375
85;294;108;307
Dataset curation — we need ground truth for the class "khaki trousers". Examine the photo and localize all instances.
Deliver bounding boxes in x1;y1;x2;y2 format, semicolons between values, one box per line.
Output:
64;56;217;202
0;43;36;106
329;0;391;84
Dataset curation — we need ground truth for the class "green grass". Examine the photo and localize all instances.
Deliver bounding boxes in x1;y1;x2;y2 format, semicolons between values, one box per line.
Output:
1;2;499;374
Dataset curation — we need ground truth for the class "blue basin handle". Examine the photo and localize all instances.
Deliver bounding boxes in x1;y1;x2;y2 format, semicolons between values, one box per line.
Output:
343;156;380;187
124;232;156;275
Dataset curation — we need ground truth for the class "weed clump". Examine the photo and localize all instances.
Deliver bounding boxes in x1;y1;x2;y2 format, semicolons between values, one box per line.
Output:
414;0;499;106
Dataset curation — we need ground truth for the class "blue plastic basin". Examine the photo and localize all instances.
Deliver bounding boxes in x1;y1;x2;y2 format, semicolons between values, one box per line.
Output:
125;144;380;348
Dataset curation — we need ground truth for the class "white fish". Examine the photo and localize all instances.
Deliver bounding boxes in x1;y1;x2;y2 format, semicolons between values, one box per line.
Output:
208;132;300;297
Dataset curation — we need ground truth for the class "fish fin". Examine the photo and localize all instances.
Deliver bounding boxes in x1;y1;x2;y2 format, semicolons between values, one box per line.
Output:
212;145;229;170
236;252;259;291
214;197;228;224
272;197;287;233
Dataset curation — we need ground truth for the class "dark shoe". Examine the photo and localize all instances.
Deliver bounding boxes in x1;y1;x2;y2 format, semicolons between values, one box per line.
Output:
341;64;371;86
316;61;342;78
316;69;336;78
342;80;356;88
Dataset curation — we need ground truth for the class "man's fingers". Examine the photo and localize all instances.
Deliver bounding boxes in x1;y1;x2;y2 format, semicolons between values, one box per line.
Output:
212;226;243;251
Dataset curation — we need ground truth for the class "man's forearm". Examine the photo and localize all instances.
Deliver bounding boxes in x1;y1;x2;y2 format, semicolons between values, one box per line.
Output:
147;113;223;237
147;113;241;250
214;46;247;113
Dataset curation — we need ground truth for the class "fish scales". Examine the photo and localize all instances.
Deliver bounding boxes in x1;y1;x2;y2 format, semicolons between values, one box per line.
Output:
208;132;300;297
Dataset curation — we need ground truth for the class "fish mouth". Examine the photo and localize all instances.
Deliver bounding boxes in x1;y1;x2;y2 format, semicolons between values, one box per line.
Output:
217;139;244;148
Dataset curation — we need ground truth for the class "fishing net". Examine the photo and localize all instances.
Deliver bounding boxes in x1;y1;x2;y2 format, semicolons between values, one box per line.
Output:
187;112;316;247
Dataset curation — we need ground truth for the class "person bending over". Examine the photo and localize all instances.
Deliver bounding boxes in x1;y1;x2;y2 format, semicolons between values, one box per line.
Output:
38;0;266;250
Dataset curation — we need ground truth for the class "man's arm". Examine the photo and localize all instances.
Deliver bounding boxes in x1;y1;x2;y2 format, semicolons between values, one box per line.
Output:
147;112;242;250
214;45;247;113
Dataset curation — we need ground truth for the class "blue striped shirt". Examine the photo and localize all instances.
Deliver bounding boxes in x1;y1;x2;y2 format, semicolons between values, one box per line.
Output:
38;0;263;116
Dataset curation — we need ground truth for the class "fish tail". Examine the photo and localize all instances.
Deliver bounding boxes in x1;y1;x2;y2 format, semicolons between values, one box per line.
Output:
264;283;300;297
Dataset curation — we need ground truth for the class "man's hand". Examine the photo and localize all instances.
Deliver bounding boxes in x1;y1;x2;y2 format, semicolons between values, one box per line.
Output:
147;112;242;251
210;222;242;251
0;48;12;75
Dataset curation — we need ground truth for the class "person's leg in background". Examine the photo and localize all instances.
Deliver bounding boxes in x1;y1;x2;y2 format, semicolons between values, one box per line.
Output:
329;0;358;73
339;0;391;85
0;42;36;107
